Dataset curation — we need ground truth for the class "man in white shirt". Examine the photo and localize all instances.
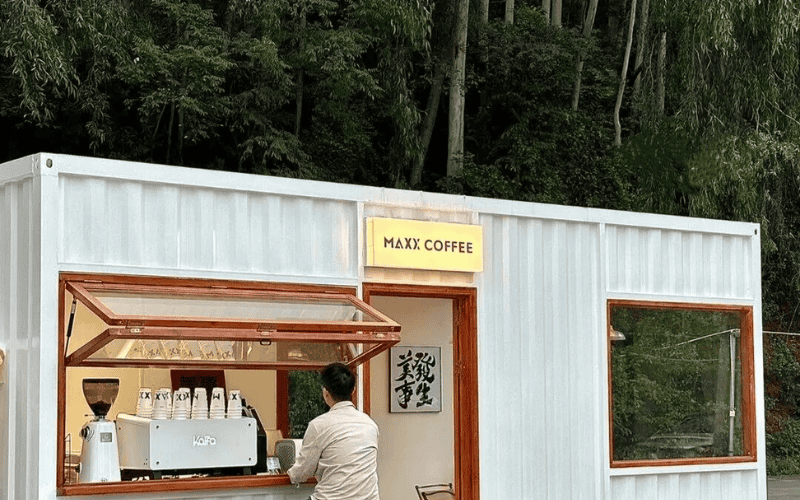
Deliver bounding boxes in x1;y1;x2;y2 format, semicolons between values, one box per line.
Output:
288;362;380;500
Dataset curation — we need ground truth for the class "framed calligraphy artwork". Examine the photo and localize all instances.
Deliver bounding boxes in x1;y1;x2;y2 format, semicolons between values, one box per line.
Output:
389;346;442;413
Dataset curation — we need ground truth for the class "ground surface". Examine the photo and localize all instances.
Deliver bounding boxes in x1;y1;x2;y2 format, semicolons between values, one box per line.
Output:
768;476;800;499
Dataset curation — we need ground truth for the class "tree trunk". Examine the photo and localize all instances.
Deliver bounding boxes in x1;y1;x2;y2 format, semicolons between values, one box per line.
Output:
542;0;550;21
656;31;666;115
177;104;184;165
633;0;649;98
551;0;562;27
223;0;235;47
410;0;458;185
166;100;175;163
479;0;490;67
480;0;489;23
294;70;304;136
294;13;306;137
614;0;637;146
506;0;515;23
411;60;447;186
178;65;187;165
447;0;469;177
571;0;599;111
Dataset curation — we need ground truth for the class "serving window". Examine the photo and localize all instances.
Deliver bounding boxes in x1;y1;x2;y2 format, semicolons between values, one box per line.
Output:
608;300;756;467
57;273;400;496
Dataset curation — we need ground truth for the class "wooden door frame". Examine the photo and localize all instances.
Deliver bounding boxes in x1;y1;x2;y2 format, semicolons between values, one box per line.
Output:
362;283;479;500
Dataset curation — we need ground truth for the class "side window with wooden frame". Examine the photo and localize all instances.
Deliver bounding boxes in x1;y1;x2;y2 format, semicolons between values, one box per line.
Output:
608;300;756;467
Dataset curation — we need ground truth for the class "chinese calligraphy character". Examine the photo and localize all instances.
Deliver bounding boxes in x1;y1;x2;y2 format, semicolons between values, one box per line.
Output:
394;350;415;409
391;347;441;412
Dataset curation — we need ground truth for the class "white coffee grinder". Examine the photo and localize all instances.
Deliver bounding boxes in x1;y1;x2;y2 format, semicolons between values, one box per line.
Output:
77;378;121;483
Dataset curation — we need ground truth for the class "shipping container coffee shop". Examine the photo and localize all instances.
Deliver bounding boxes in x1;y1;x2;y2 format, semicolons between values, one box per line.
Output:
0;153;766;500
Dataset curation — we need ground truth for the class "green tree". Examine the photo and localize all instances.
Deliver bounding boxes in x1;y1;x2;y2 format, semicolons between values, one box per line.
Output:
119;0;232;165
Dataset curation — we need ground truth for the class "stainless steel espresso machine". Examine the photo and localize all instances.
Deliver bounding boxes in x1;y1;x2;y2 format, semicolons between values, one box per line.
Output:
77;378;122;483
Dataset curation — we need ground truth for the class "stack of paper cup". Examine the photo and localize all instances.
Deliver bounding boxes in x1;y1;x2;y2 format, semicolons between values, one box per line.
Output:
227;390;242;419
136;388;153;419
209;387;226;419
171;387;191;419
191;387;208;419
152;388;173;420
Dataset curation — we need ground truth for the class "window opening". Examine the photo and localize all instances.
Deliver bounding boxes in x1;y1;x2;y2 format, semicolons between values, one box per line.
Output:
57;274;401;496
609;301;755;466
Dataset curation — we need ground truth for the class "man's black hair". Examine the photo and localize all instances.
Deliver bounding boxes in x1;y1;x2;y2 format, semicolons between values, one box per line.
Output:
321;362;356;402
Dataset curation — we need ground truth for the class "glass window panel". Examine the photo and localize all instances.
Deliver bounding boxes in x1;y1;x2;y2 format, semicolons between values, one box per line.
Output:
288;371;328;438
85;338;377;365
90;291;379;322
610;305;743;461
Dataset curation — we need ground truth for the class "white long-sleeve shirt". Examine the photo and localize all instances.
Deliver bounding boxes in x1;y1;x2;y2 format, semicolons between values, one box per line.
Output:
287;401;380;500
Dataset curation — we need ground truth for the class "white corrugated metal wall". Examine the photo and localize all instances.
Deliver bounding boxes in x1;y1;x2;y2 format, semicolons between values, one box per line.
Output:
53;173;355;500
606;225;754;298
0;153;764;500
478;215;602;500
476;215;762;500
59;175;359;282
604;224;764;500
0;167;41;500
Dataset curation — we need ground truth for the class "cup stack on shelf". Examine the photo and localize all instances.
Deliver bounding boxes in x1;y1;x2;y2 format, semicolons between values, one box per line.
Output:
152;388;173;420
136;388;153;419
209;387;226;419
191;387;208;419
134;386;245;420
171;387;191;420
227;390;242;419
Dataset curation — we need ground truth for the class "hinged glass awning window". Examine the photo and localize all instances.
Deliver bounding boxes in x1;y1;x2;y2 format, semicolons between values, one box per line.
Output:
62;276;401;370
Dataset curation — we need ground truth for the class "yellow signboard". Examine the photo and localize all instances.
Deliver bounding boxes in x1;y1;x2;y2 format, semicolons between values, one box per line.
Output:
366;217;483;272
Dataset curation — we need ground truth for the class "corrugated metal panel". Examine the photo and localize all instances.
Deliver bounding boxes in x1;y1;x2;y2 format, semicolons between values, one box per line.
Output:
59;175;358;280
0;154;766;499
478;215;602;500
0;176;41;500
610;470;758;500
81;485;314;500
606;225;754;299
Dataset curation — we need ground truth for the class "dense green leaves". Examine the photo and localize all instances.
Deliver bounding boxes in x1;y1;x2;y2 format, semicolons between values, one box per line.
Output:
1;0;78;123
288;370;328;438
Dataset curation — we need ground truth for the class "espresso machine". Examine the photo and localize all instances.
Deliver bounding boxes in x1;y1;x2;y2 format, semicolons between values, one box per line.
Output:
77;378;121;483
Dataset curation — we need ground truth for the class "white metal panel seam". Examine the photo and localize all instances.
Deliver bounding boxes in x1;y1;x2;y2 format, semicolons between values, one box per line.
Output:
38;165;60;500
751;229;767;500
599;222;612;500
356;201;365;411
4;181;20;500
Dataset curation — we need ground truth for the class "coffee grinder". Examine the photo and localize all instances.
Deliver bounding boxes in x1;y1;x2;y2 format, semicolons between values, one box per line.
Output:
77;378;121;483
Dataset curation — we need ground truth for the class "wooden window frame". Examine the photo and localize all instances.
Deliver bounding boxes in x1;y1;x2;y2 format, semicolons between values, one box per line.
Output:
607;299;757;468
362;283;479;500
57;273;387;496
